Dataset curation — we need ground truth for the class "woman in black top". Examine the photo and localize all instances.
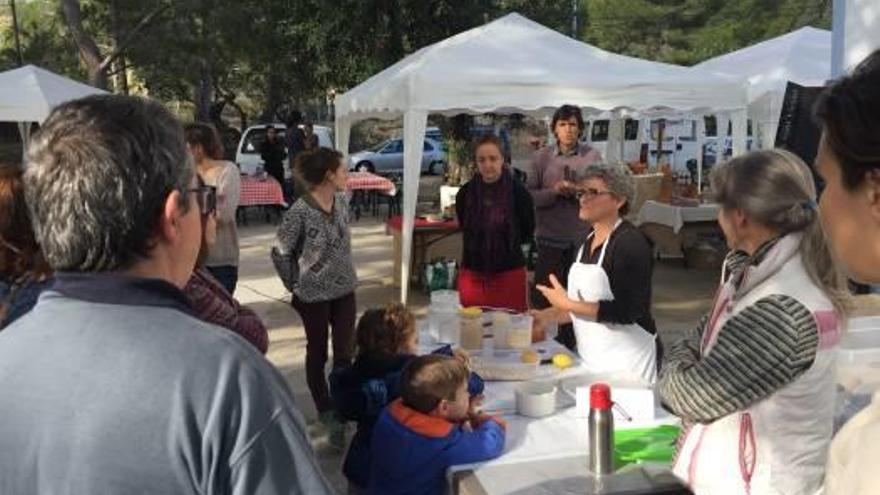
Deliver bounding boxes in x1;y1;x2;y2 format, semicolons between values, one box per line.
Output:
455;136;535;312
534;164;659;382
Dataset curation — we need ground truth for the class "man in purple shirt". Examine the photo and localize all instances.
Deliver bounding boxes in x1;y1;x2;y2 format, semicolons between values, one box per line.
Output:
526;104;602;348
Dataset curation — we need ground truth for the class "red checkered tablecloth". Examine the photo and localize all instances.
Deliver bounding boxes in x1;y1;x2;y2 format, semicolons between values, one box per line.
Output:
239;176;285;207
346;172;396;196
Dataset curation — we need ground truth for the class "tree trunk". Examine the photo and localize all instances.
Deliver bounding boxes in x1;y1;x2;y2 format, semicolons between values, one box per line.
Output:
60;0;108;89
260;64;283;123
109;0;128;94
385;0;405;65
115;58;129;94
193;60;214;122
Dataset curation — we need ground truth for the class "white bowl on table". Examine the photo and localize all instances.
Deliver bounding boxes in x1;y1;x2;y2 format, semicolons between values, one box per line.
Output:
515;381;557;418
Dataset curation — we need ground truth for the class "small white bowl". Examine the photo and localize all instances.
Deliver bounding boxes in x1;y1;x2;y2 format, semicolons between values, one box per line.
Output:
515;382;557;418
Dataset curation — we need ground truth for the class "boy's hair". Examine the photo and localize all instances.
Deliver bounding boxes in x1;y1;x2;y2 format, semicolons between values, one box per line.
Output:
400;355;468;414
356;302;416;356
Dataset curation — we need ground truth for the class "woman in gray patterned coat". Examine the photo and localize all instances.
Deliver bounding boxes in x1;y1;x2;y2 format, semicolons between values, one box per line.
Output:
276;147;357;445
659;149;849;494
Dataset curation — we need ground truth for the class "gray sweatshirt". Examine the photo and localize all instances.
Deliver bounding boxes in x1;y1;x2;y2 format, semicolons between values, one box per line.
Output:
526;144;602;243
0;273;333;495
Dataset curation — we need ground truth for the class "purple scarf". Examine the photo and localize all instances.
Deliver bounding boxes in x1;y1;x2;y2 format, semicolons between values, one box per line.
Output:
463;168;515;272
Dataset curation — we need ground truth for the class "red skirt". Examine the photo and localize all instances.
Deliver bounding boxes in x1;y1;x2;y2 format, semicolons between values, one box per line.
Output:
458;266;528;313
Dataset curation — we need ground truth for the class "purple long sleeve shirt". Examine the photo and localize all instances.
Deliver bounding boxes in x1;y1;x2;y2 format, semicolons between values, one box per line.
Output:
526;143;602;243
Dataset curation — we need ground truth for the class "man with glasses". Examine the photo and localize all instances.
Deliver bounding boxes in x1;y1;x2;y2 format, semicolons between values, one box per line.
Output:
526;104;602;349
0;95;333;494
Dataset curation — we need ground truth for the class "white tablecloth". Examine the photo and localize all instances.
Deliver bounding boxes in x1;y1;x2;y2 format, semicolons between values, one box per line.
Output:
635;200;720;233
440;185;461;211
464;458;684;495
441;343;676;495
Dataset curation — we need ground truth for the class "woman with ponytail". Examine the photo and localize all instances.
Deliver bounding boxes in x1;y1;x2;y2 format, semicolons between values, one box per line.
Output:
455;136;534;312
659;149;848;494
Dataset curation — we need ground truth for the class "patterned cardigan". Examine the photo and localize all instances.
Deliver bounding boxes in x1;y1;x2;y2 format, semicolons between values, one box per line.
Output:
184;267;268;354
275;193;357;303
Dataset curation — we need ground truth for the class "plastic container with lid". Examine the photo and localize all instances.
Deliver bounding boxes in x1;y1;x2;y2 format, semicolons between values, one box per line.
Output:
507;314;533;349
429;290;460;345
459;307;484;349
489;311;511;349
837;327;880;390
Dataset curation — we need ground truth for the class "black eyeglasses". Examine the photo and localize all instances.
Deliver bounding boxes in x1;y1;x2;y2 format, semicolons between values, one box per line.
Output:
188;185;217;217
575;188;613;201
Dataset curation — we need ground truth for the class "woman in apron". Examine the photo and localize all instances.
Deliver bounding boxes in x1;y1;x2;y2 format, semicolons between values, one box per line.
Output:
533;164;658;384
658;150;848;494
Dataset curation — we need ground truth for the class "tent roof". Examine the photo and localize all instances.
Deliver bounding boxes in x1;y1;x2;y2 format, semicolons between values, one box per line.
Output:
336;13;746;120
694;27;831;102
0;65;106;123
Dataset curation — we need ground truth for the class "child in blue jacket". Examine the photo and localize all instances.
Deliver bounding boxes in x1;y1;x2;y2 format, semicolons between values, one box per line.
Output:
367;354;506;495
329;304;484;493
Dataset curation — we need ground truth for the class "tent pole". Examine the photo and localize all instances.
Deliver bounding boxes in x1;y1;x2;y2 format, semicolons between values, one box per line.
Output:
400;109;428;304
10;0;24;67
17;122;30;165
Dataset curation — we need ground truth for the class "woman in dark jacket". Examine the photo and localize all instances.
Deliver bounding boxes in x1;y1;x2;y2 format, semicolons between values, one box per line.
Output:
0;164;52;329
455;136;535;312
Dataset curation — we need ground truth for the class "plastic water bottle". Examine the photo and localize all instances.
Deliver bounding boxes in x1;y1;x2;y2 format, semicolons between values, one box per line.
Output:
588;383;614;475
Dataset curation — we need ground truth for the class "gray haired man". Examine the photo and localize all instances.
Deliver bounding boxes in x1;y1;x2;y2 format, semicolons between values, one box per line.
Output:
0;95;333;494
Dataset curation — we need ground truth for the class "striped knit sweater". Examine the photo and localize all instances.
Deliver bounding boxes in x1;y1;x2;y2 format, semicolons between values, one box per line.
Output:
276;192;357;303
658;240;820;424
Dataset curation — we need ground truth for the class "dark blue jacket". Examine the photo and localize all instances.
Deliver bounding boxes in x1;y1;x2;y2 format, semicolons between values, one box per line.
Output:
329;346;485;489
330;353;411;488
0;278;52;330
367;399;505;495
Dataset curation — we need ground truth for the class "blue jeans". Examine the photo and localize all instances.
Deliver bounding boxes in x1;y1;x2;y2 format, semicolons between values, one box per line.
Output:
207;265;238;295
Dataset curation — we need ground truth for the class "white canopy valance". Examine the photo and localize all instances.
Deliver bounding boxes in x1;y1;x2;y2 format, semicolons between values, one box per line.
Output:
335;13;749;302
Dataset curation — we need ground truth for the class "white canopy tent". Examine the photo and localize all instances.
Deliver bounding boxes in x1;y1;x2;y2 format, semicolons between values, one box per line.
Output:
0;65;106;162
335;13;748;302
832;0;880;76
695;27;831;149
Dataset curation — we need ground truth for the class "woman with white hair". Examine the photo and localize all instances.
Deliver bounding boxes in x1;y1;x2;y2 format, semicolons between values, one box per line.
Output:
533;163;658;384
659;149;848;494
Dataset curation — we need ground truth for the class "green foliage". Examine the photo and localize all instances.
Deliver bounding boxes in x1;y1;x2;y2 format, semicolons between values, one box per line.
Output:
581;0;832;65
0;0;82;76
0;0;835;125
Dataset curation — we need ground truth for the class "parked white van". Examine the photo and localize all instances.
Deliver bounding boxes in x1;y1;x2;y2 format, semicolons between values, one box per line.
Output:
234;123;333;175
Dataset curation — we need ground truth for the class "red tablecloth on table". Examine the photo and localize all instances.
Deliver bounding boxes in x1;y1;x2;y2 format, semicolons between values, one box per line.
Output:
386;215;459;232
347;172;396;195
239;176;285;207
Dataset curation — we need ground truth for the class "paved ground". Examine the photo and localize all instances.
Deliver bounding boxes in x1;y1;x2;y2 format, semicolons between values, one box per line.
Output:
232;212;718;492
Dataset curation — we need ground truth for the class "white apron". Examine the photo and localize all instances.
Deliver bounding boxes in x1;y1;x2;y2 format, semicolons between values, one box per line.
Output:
671;234;841;495
567;222;657;384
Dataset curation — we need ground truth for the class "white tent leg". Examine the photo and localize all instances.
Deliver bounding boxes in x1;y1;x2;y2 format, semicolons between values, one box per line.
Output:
17;122;31;165
400;109;428;304
717;113;731;161
335;115;352;158
604;117;623;163
731;109;748;157
695;116;706;195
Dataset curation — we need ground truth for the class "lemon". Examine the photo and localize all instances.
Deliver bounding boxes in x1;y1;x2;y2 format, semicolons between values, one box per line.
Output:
520;349;539;364
552;353;573;369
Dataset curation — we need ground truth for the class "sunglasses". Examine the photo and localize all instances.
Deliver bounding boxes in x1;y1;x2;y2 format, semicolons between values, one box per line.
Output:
188;185;217;217
574;188;614;201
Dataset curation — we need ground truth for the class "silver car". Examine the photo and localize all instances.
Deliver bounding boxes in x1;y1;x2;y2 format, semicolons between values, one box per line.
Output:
349;137;446;175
